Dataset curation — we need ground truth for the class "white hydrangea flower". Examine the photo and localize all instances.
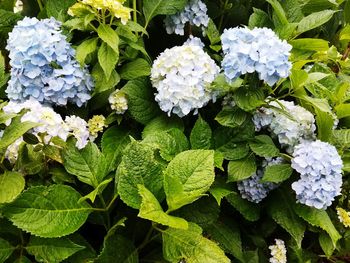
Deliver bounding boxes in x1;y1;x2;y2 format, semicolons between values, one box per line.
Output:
253;100;316;153
65;115;90;149
5;137;23;163
269;239;287;263
108;89;128;114
151;39;219;117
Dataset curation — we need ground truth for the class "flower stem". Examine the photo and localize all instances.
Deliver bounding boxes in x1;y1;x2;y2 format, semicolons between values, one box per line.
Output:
133;0;137;23
37;0;44;11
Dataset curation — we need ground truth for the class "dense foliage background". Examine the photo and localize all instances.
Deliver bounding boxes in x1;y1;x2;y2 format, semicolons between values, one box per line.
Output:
1;0;350;262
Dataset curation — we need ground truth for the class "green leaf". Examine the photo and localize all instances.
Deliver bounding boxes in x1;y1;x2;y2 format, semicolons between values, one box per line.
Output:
0;10;21;50
249;135;279;157
315;108;334;142
0;238;15;263
226;193;260;222
62;140;108;187
138;185;188;229
98;42;119;80
266;0;289;25
294;204;341;246
97;24;119;52
296;10;336;35
122;78;162;125
143;0;187;27
26;236;84;263
79;178;113;203
162;223;230;263
95;233;138;263
205;19;221;45
290;38;329;51
206;220;244;261
217;141;250;161
101;126;131;171
190;116;212;150
120;58;151;80
117;141;164;209
142;115;183;139
335;103;350;119
227;155;256;182
209;178;233;205
0;171;25;204
76;37;98;65
46;0;76;21
248;8;273;29
319;232;335;258
233;86;265;112
91;64;120;95
262;164;293;183
215;108;248;128
267;191;306;248
3;185;91;238
164;150;215;212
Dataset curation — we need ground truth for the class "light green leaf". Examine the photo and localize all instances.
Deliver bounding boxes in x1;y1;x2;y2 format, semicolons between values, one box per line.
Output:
79;178;113;203
226;193;260;222
162;223;230;263
335;103;350;119
248;8;272;29
227;155;256;182
76;37;98;65
294;204;341;246
0;171;25;204
122;78;162;125
209;178;233;206
26;236;85;263
266;0;289;25
91;63;120;95
290;38;329;51
205;19;221;45
249;135;279;157
117;141;164;209
3;185;91;238
62;140;109;187
296;10;336;35
101;126;131;171
267;191;306;248
206;220;244;261
262;164;293;183
0;238;15;263
138;185;188;229
319;232;335;258
120;58;151;80
142;115;184;139
233;86;265;112
215;108;248;128
190;116;212;150
164;150;215;212
46;0;76;21
315;108;334;142
98;42;119;80
143;0;187;27
97;24;119;52
217;141;250;161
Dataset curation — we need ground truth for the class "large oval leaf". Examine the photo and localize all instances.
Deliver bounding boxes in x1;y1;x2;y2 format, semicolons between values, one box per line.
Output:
0;171;25;204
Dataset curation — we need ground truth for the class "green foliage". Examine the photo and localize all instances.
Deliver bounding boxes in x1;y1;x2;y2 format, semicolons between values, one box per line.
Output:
248;135;280;157
190;116;212;149
0;171;25;204
227;155;256;182
262;164;293;183
0;238;15;263
120;58;151;80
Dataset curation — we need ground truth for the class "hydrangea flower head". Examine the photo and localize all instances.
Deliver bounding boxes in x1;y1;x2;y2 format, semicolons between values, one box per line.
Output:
88;115;106;140
109;89;128;114
65;115;90;149
221;27;292;86
253;100;316;153
269;239;287;263
151;39;219;117
291;140;343;209
164;0;209;35
337;208;350;227
6;17;94;107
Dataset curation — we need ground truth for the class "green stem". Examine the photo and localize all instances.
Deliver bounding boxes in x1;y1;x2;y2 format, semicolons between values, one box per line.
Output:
106;194;118;210
37;0;44;11
137;226;154;251
218;0;229;32
133;0;137;23
98;194;111;230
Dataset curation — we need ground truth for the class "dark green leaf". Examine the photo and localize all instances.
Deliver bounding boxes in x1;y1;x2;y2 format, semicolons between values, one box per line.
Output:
262;164;293;183
227;155;256;182
190;116;212;150
120;58;151;80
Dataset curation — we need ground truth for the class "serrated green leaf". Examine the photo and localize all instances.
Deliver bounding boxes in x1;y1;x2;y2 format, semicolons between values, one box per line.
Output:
62;234;96;263
0;238;15;263
3;185;91;238
205;19;221;45
46;0;76;21
262;164;293;183
122;78;162;125
266;0;289;25
315;108;334;142
138;185;188;229
206;220;244;261
98;42;119;80
26;236;85;263
164;150;215;212
76;37;98;65
294;204;341;246
227;155;256;182
97;24;119;52
267;191;305;247
296;10;336;35
335;103;350;119
215;108;248;128
290;38;329;51
319;232;335;258
226;193;260;221
0;10;22;50
142;115;184;139
0;171;25;204
217;141;250;161
190;116;212;150
233;86;265;112
143;0;187;27
209;178;233;206
91;63;120;95
79;178;113;203
249;135;279;157
117;141;164;209
162;223;230;263
101;126;131;171
62;140;109;187
248;8;273;29
120;58;151;80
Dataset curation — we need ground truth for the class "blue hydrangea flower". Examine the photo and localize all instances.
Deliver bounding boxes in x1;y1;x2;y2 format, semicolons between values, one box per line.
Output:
164;0;209;35
6;17;94;107
291;140;343;209
221;27;292;86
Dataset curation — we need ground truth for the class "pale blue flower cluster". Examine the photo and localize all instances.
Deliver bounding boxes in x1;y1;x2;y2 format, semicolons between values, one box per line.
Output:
151;38;219;117
237;158;282;203
6;17;94;107
291;140;343;209
221;27;292;86
164;0;209;35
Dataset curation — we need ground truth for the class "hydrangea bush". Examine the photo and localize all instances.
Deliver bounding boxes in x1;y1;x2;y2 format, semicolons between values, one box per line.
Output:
1;0;350;262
